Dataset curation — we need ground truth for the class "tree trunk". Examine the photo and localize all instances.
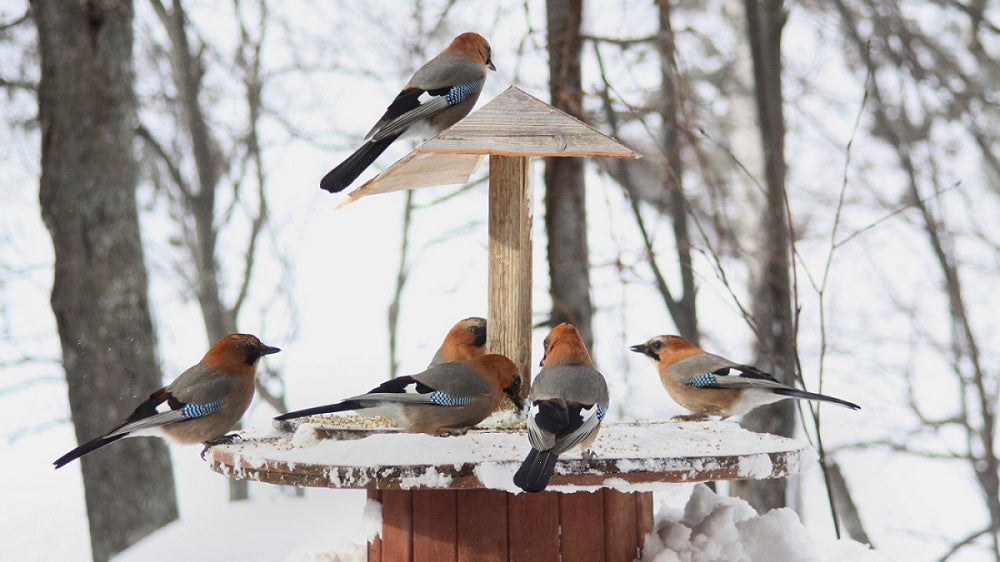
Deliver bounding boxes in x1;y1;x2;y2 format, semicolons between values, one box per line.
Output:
32;1;179;560
545;0;593;349
729;0;796;513
656;0;699;343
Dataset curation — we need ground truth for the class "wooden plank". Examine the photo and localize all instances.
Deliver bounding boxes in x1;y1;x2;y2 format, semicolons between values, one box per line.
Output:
337;152;485;208
380;490;413;562
422;87;638;158
507;492;559;562
604;490;641;562
637;491;654;546
487;155;533;391
412;490;457;562
367;489;383;562
456;489;508;562
559;490;607;561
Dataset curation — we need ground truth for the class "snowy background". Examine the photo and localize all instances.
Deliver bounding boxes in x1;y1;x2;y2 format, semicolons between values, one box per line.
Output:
2;1;997;560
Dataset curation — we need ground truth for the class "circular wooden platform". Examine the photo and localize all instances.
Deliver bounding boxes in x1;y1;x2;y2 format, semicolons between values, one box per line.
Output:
208;418;816;492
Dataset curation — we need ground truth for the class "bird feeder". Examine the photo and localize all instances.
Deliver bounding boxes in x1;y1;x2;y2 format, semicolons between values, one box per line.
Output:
208;87;817;560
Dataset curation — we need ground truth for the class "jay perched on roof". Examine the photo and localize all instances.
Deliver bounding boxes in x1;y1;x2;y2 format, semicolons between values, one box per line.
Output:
320;32;496;192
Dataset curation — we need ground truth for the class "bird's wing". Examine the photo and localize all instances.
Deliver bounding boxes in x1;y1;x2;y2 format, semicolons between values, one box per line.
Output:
527;398;607;454
104;387;223;438
679;364;787;390
367;81;481;142
551;403;605;455
345;368;487;407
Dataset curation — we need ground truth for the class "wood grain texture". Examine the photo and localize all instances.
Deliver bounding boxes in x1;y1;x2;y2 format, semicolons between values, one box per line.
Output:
507;492;560;562
456;489;508;562
381;489;414;562
487;155;534;391
412;490;457;562
560;490;607;561
367;489;384;562
604;489;643;562
422;87;638;158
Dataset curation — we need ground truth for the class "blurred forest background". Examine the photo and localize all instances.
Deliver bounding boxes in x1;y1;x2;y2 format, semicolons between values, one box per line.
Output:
1;1;998;561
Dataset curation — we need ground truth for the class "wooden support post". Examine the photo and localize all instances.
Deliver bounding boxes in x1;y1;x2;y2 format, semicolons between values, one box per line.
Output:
487;155;533;388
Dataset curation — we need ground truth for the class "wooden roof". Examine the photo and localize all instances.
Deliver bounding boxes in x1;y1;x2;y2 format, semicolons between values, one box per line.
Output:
337;86;638;208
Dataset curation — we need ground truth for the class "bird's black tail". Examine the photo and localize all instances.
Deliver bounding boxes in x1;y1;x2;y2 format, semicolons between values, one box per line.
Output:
320;133;401;193
772;388;860;410
53;434;127;469
513;448;559;493
273;400;357;421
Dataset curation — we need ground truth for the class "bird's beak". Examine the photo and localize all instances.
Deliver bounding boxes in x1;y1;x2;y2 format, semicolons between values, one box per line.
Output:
505;388;523;412
487;61;497;72
261;345;281;356
629;343;656;360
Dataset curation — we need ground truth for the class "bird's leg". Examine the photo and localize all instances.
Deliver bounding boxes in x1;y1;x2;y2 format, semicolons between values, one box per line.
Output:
670;413;710;422
581;449;596;464
434;427;470;437
200;433;243;460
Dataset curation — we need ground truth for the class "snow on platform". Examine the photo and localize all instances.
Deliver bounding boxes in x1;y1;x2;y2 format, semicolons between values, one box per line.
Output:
208;419;817;493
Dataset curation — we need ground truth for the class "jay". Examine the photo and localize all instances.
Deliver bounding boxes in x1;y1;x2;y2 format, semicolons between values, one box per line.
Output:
428;316;486;366
630;335;860;420
274;354;522;436
321;31;496;192
54;333;280;468
514;323;609;493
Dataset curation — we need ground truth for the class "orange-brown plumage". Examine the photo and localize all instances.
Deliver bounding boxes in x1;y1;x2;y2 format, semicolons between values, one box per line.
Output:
430;316;486;365
630;334;860;419
515;323;609;493
275;353;522;436
199;333;276;378
54;333;279;468
540;322;593;367
447;32;493;67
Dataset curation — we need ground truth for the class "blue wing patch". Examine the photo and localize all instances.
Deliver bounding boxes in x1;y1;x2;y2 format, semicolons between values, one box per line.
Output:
429;391;472;407
680;373;717;388
447;81;482;105
182;401;221;419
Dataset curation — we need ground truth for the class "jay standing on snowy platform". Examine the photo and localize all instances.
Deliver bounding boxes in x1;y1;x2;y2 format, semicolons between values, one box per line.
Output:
428;316;486;366
319;32;496;193
630;335;860;420
54;333;280;469
274;354;522;436
514;323;609;493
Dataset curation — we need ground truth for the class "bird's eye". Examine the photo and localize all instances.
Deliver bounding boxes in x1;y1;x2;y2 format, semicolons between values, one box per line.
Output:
468;325;484;335
651;340;663;351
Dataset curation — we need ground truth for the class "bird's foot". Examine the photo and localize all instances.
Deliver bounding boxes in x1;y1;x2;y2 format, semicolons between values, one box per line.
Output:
581;449;596;464
670;414;710;422
200;433;243;460
435;427;470;437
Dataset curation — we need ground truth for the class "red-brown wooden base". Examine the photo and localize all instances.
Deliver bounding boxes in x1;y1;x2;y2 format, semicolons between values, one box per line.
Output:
366;488;653;562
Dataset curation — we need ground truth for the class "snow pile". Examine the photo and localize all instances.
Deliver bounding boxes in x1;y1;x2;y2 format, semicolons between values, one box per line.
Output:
642;485;884;562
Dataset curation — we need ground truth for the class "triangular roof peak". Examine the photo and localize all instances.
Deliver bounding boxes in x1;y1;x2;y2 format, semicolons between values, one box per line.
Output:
337;86;638;207
420;86;637;157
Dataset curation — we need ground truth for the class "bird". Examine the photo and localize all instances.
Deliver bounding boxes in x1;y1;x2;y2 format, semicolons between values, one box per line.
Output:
54;333;280;469
514;323;609;493
274;354;522;436
428;316;486;366
320;31;496;193
630;335;860;420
